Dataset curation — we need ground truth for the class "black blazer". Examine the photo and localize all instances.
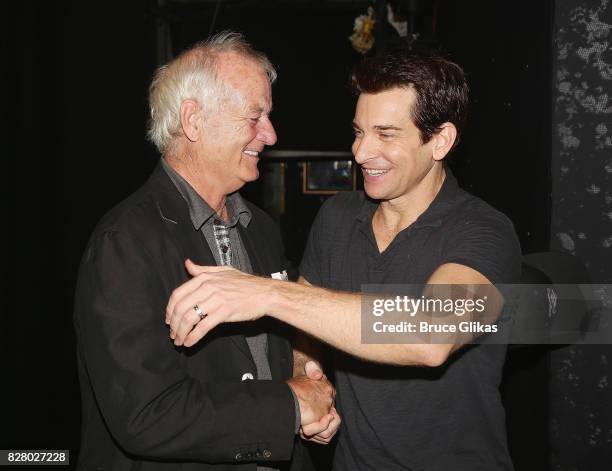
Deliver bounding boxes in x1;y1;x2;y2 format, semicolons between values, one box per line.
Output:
74;163;301;471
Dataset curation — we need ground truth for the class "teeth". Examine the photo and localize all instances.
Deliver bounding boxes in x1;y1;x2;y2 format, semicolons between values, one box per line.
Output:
243;150;259;156
365;169;389;176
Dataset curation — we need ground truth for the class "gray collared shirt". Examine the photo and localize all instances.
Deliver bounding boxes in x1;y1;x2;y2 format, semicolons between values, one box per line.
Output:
161;158;271;379
161;159;299;457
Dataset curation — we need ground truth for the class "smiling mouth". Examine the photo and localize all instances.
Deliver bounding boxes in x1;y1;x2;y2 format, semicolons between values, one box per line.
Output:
363;168;390;177
243;150;260;157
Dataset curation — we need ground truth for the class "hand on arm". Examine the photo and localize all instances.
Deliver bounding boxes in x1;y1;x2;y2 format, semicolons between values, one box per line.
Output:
166;260;502;367
80;233;297;462
165;260;272;345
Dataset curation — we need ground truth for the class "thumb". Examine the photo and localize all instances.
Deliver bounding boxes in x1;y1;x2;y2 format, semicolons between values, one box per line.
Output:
185;258;206;276
186;259;234;276
305;361;324;380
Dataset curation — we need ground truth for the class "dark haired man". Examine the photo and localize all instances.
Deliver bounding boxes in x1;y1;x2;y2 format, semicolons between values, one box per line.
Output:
167;51;521;470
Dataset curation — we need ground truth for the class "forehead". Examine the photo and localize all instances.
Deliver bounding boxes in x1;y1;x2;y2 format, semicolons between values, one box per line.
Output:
217;52;272;109
355;87;416;125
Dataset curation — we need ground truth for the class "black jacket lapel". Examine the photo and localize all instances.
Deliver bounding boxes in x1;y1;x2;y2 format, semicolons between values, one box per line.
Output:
151;163;255;366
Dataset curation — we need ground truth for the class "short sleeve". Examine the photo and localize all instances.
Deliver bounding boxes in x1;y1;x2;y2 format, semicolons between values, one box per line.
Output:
442;211;522;284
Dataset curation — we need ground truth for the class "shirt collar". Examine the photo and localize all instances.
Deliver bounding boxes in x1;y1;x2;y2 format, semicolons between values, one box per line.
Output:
161;158;252;230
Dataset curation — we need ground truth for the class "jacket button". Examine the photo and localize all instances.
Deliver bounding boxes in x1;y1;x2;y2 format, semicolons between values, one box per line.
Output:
263;449;272;459
241;373;254;381
235;453;243;461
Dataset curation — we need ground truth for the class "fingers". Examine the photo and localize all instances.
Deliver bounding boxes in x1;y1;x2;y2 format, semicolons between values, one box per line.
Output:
166;273;207;324
171;305;202;343
301;407;341;445
184;313;224;347
322;407;341;440
301;414;333;436
173;295;227;346
166;262;235;324
168;281;212;338
167;279;225;345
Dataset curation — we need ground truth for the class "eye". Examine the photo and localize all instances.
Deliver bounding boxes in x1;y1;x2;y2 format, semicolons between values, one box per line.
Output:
379;133;394;140
353;129;363;137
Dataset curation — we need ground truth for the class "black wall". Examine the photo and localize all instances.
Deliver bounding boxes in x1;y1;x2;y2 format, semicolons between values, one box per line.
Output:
549;1;612;469
436;0;553;254
435;3;554;470
8;0;157;460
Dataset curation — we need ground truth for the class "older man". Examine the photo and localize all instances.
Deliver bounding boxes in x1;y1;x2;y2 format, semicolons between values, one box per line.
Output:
74;32;336;471
167;50;522;470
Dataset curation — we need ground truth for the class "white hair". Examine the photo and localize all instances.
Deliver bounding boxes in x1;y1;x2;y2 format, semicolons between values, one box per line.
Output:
147;31;277;154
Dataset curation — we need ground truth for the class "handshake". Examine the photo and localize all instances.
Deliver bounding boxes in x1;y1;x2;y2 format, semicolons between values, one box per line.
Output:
287;361;341;444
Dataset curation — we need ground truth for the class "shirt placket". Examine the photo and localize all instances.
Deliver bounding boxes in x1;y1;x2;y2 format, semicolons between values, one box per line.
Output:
213;219;233;267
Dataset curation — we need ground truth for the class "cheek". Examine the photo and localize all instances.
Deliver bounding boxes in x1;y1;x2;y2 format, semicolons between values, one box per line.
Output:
383;144;406;166
241;131;257;147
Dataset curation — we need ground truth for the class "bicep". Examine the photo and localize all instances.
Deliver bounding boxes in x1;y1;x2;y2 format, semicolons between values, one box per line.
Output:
427;262;492;285
420;263;504;364
426;262;504;322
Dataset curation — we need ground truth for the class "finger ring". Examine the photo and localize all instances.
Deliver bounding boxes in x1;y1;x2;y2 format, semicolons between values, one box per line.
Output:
193;304;207;321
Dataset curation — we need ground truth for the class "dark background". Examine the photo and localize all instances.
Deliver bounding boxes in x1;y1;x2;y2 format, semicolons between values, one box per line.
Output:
6;0;611;469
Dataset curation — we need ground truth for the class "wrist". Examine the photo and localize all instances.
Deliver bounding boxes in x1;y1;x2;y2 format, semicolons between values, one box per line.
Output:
266;278;289;320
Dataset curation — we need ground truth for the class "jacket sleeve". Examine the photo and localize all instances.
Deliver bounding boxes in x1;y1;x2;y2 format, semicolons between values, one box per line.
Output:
74;229;296;463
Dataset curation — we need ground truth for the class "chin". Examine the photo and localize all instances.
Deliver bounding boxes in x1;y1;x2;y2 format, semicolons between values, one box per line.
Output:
364;183;389;201
242;169;259;182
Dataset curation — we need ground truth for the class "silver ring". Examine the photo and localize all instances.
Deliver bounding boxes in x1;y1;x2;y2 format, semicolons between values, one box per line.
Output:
193;304;207;321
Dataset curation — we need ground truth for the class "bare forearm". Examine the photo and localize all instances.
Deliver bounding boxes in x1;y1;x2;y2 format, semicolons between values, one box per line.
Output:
270;281;438;366
170;262;496;367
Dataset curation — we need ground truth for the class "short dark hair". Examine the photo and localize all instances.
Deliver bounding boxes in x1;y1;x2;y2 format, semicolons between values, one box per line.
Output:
351;51;469;148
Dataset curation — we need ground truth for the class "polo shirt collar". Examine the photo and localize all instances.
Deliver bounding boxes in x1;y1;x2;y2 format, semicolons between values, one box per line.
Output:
413;168;462;228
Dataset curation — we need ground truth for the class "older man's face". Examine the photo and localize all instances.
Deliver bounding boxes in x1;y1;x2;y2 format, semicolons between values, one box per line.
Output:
198;53;277;193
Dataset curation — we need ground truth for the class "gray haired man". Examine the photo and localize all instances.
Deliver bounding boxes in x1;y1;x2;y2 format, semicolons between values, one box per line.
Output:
74;31;338;471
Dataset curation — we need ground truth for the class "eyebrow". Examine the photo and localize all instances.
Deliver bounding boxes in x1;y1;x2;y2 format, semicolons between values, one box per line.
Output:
373;125;402;131
352;122;402;132
248;105;273;114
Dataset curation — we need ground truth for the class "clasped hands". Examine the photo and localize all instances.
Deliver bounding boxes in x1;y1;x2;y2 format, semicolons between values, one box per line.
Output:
288;361;341;444
165;259;340;444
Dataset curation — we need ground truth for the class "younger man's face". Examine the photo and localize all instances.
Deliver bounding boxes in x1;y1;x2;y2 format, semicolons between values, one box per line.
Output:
351;87;437;203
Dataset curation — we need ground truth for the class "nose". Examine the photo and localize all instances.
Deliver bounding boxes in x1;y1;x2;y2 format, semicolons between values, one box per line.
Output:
256;115;277;146
352;134;375;165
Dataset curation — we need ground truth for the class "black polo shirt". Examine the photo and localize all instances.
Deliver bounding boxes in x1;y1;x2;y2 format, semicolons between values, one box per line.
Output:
300;170;521;471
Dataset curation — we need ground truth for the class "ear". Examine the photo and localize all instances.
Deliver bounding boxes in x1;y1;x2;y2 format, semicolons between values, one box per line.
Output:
431;122;457;161
180;100;202;142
